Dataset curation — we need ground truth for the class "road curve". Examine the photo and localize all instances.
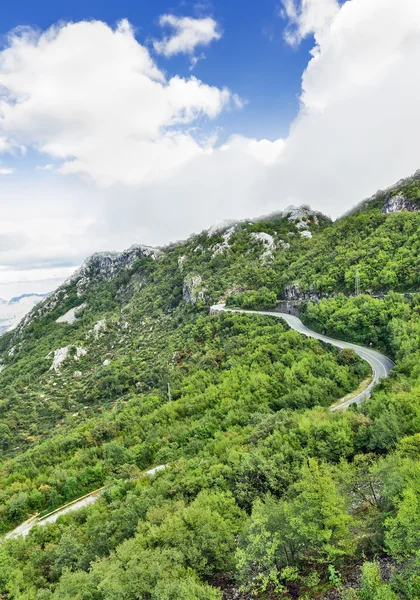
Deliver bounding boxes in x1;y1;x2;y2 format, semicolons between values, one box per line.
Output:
210;304;395;411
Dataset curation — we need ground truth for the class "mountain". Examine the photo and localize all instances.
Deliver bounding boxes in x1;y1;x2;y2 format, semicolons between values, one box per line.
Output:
0;175;419;599
0;293;49;335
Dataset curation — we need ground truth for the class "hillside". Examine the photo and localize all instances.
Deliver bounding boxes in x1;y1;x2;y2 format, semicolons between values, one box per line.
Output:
0;176;419;599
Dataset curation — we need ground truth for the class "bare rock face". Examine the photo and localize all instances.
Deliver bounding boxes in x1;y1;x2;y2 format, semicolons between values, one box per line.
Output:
183;274;207;305
70;245;161;297
15;245;160;334
382;193;419;214
48;346;87;372
211;227;235;258
284;283;301;301
56;303;86;325
284;282;322;302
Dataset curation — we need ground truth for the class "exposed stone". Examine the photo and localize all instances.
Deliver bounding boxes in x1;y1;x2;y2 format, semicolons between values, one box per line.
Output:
382;193;419;214
207;219;237;236
103;359;111;366
260;250;274;262
284;205;321;237
285;205;320;224
284;283;301;301
250;232;276;262
90;319;107;339
211;227;235;258
183;274;207;305
56;303;86;325
283;283;322;302
48;346;87;372
69;244;161;297
178;255;187;271
250;232;275;249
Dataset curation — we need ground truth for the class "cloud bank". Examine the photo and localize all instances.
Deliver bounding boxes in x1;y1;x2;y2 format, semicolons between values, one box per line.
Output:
0;0;419;297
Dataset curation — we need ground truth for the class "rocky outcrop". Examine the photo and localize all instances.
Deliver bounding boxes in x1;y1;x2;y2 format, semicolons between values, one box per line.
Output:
300;230;313;239
178;255;187;271
207;219;238;236
15;245;160;335
284;205;321;238
346;169;420;216
183;274;207;305
250;232;276;262
90;319;107;339
211;227;235;258
70;245;161;297
283;282;322;302
382;193;419;214
56;303;86;325
48;346;87;372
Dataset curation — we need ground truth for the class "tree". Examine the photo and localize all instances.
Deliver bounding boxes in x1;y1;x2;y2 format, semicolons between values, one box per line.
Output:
385;487;420;557
288;459;355;567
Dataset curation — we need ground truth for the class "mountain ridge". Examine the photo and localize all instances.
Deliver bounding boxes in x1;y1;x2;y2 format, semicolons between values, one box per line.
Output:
0;171;419;599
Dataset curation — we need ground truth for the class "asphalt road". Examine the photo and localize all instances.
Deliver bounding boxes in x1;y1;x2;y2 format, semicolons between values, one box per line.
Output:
4;304;395;541
3;465;167;541
211;305;395;411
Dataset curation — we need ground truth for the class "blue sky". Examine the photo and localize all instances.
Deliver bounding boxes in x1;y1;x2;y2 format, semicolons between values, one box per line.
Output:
0;0;311;142
0;0;419;299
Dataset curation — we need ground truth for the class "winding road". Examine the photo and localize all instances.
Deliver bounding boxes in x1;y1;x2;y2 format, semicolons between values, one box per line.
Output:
210;304;395;411
4;306;395;541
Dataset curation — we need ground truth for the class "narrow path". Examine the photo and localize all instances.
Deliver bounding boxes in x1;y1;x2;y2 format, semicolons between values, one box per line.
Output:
211;304;395;411
3;464;167;541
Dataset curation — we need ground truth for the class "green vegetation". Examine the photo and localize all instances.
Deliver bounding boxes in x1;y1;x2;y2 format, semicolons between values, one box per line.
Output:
0;179;419;598
225;287;277;310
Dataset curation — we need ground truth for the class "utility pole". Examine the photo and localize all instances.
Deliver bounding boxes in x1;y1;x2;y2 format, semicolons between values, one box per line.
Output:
355;267;360;297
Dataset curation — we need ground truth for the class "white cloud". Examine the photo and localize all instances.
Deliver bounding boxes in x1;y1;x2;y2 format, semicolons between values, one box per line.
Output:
153;14;221;58
0;167;14;175
280;0;340;46
221;135;285;166
0;19;235;186
0;1;420;299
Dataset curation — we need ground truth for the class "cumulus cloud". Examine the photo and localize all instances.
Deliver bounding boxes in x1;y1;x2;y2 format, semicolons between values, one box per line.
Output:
280;0;340;46
0;0;420;297
0;19;236;186
0;167;14;175
153;14;221;57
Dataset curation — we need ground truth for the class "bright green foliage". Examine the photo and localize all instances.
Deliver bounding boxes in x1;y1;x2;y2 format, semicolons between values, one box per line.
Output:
359;562;398;600
225;287;277;310
0;183;419;597
385;487;420;557
287;458;354;565
236;459;353;595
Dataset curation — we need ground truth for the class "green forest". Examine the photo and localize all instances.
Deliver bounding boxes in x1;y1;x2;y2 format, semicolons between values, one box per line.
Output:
0;174;419;599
